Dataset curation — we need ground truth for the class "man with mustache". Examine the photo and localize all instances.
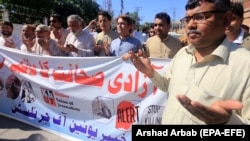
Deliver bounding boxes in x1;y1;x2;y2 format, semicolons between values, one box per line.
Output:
31;24;66;56
127;0;250;124
63;14;95;57
49;14;70;55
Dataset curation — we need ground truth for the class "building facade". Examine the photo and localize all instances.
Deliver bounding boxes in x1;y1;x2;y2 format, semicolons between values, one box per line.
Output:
243;0;250;26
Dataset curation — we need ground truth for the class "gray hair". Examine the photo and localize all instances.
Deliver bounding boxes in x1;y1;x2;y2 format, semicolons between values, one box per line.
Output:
67;14;83;26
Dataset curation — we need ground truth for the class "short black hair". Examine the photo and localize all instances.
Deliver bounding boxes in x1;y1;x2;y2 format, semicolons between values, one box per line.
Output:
2;21;13;29
98;11;112;21
185;0;231;12
155;12;171;25
230;2;244;18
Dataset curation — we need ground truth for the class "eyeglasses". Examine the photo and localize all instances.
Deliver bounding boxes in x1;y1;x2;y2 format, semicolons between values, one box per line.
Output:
181;10;225;25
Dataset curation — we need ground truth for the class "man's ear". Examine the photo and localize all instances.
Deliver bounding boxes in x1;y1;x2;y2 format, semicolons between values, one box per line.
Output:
223;10;234;26
167;23;171;29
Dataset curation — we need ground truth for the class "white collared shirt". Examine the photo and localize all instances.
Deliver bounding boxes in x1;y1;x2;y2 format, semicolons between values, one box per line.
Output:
233;28;244;44
0;34;22;49
64;29;95;57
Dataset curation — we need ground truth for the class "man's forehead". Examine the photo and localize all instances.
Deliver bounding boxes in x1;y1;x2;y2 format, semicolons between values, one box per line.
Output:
1;25;12;29
154;18;165;23
185;3;214;15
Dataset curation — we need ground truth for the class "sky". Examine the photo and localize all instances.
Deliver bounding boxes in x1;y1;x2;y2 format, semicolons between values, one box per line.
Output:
96;0;188;24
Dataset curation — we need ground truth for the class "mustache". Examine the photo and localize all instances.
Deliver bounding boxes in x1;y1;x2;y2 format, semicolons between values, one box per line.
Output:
187;29;201;35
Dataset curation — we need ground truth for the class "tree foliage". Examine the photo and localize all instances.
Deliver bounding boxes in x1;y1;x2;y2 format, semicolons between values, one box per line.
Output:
52;0;100;26
0;0;101;26
125;11;146;31
1;0;55;23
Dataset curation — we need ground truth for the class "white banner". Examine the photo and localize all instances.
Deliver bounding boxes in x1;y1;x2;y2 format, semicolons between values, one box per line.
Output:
0;46;170;141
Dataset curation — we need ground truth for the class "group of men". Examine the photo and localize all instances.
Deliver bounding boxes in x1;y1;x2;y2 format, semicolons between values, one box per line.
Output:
0;9;185;59
0;0;250;125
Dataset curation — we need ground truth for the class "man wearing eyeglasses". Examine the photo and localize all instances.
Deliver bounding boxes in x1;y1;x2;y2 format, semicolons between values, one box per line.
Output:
225;2;250;50
127;0;250;124
49;14;70;56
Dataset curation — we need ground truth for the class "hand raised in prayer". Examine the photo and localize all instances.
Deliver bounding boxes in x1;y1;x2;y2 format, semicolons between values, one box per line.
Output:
176;94;243;124
4;38;15;48
126;49;155;78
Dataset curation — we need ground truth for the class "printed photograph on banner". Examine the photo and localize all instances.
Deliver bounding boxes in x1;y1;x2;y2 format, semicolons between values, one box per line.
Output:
0;72;4;95
92;96;114;123
20;80;35;103
40;88;57;106
5;74;21;100
140;105;165;125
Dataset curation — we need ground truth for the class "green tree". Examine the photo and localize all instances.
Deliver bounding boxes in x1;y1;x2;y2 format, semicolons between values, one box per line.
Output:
2;0;55;23
125;11;141;24
0;0;101;25
52;0;100;26
140;22;153;31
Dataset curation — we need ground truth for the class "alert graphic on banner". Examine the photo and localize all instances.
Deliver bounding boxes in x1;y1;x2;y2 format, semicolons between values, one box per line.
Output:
0;47;170;141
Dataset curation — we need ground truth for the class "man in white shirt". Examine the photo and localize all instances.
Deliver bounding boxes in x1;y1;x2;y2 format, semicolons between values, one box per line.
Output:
49;14;70;49
0;21;22;49
63;15;95;57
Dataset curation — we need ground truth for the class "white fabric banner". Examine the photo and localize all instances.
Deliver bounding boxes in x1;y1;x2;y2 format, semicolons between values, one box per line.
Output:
0;47;170;141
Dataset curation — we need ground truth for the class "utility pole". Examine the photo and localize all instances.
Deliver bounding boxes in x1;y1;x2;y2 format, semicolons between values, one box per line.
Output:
103;0;112;14
171;8;176;22
120;0;124;14
135;6;141;25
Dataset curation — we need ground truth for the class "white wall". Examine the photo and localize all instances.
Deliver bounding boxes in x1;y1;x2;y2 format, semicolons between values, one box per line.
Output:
13;23;23;38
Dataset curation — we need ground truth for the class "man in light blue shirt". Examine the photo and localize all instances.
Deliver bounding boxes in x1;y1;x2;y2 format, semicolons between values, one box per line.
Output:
105;15;142;56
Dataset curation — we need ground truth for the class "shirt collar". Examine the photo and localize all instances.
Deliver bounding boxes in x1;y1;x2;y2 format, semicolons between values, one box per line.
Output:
185;37;231;63
162;35;170;41
210;38;230;63
233;28;244;44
